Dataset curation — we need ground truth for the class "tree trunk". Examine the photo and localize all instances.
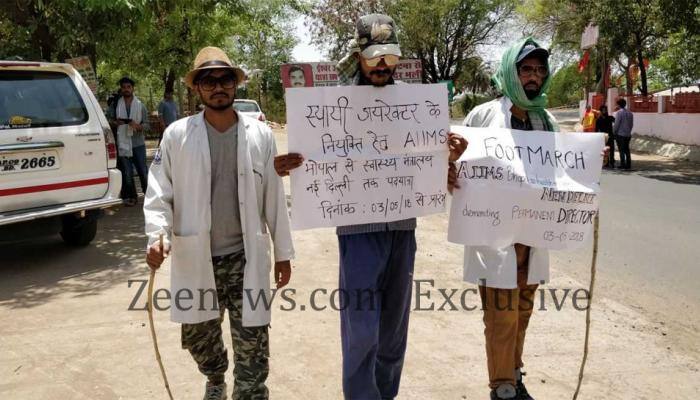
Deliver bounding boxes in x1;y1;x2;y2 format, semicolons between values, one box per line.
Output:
84;43;97;69
615;57;633;95
635;32;648;96
585;49;591;105
163;69;176;95
34;21;53;61
621;57;633;96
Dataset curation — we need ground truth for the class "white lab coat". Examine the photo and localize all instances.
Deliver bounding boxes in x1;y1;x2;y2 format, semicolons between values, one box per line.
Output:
144;111;295;326
460;97;556;289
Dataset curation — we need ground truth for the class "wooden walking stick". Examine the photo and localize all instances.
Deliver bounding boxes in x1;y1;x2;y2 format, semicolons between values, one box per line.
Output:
572;213;599;400
147;233;174;400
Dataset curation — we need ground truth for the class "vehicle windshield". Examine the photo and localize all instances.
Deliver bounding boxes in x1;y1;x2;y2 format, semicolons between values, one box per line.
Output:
233;101;260;113
0;70;88;130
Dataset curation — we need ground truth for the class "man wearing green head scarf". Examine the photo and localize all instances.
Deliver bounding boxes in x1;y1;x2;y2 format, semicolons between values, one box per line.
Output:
462;37;555;400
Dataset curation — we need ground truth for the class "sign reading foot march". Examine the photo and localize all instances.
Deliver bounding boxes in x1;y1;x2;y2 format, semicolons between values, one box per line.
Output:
286;84;449;230
448;126;604;250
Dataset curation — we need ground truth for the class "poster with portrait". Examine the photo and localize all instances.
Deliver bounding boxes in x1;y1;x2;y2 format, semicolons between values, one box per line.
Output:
281;64;314;88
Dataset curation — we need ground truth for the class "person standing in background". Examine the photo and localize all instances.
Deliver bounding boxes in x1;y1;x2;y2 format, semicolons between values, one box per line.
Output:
581;104;598;132
107;76;149;206
596;105;616;168
157;90;179;134
614;98;634;169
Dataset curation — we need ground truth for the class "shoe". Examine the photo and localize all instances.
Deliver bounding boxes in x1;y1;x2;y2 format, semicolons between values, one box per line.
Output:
490;383;517;399
516;370;534;400
203;381;227;400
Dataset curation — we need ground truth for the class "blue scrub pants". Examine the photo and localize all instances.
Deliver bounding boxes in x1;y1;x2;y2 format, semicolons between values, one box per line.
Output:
338;230;416;400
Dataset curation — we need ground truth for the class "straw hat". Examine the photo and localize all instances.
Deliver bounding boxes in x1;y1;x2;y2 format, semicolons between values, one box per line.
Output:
185;46;245;89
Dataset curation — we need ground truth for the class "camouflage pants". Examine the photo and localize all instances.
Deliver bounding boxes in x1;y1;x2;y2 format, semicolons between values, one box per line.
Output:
181;251;270;399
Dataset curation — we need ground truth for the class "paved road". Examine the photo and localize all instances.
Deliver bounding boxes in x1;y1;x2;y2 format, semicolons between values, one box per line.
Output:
563;153;700;315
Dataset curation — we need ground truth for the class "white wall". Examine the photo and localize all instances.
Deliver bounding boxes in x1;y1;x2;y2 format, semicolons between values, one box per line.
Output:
605;88;700;146
631;112;700;146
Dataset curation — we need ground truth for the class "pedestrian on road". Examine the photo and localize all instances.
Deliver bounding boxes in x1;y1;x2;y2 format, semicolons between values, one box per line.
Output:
581;104;599;132
274;14;466;400
614;98;634;169
107;76;150;207
596;105;616;168
144;46;295;400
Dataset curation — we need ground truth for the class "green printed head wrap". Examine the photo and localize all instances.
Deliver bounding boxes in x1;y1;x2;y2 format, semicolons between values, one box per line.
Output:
492;37;557;131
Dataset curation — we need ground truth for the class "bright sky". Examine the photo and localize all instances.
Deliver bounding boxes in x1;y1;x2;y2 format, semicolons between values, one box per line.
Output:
292;16;325;62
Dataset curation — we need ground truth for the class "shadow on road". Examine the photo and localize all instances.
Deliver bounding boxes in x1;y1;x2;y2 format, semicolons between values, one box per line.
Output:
605;154;700;186
0;204;147;309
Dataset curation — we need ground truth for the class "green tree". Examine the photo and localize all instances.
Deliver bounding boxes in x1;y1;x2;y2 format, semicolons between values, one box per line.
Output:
228;0;302;121
387;0;515;82
99;1;250;94
518;0;589;54
654;0;700;86
655;33;700;86
306;0;388;60
0;0;137;64
1;0;301;121
547;63;586;107
306;0;515;83
520;0;680;96
590;0;664;96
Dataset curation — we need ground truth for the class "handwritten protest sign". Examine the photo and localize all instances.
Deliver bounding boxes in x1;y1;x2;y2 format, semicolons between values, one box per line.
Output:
447;126;604;250
286;84;449;230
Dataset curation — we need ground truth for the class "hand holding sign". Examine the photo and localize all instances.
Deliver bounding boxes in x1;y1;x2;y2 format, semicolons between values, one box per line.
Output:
448;126;604;250
274;153;305;177
448;132;468;162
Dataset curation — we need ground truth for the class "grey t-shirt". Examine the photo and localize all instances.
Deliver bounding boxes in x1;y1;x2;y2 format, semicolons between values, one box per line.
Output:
205;120;244;256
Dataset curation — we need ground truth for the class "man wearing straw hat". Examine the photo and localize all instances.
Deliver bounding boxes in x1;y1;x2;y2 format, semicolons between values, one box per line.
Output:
144;46;295;400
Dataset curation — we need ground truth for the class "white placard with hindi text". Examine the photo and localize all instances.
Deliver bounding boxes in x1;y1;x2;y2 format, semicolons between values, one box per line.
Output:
286;84;450;230
448;126;604;250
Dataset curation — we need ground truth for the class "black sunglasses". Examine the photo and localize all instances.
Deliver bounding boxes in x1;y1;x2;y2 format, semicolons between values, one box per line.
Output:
197;74;237;91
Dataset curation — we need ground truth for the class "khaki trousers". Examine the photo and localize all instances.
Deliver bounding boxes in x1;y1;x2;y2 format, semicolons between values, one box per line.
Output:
478;245;538;389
